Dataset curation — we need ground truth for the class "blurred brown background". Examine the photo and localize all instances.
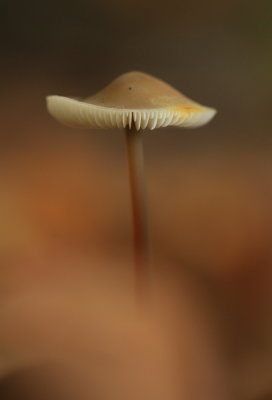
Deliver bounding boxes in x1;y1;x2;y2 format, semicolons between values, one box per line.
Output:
0;0;272;399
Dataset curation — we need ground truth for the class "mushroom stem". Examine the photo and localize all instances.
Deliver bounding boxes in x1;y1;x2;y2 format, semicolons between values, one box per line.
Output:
125;126;149;301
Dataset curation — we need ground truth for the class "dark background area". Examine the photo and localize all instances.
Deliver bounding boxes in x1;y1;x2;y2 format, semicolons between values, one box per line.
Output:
1;0;271;146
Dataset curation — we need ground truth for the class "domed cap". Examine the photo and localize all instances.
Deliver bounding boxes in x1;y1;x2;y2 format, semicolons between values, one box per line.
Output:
46;71;217;131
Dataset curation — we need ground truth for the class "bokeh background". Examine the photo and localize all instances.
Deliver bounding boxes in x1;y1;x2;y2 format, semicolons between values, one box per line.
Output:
0;0;272;399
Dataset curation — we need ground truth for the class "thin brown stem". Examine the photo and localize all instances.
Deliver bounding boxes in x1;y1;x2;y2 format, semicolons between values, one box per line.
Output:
125;125;149;302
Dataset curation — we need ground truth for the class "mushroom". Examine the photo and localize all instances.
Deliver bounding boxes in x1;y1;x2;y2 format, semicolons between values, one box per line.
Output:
46;71;217;300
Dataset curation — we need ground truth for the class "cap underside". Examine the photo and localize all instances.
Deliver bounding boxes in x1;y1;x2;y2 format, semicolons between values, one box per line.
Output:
46;96;216;131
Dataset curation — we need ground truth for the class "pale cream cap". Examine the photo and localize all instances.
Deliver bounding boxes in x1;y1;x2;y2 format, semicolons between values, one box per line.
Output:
47;71;217;131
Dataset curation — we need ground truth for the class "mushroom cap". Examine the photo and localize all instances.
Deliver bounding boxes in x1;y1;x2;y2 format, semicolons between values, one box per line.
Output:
46;71;217;131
